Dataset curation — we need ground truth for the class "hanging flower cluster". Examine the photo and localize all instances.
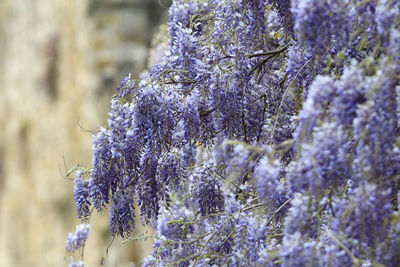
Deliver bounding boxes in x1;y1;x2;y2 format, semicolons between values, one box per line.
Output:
68;0;400;266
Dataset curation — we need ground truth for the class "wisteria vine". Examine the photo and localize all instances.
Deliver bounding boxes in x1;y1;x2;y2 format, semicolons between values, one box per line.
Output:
66;0;400;266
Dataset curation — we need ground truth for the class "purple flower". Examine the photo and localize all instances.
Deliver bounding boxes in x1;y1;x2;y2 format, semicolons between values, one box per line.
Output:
66;224;90;253
89;128;119;211
196;163;224;216
255;156;289;213
294;75;335;143
353;63;398;181
291;0;352;54
268;0;294;35
109;186;136;237
137;142;161;224
68;258;85;267
281;194;318;266
332;182;392;254
66;1;400;265
375;0;399;44
376;214;400;267
73;170;91;219
331;62;367;127
290;123;350;195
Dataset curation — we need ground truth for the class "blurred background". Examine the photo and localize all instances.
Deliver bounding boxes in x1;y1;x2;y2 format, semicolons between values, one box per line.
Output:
0;0;171;266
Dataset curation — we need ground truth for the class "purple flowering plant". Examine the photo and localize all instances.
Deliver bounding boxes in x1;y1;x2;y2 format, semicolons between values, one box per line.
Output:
66;0;400;266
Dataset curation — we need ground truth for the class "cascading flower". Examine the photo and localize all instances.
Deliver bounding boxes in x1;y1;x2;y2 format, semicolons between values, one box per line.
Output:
67;1;400;266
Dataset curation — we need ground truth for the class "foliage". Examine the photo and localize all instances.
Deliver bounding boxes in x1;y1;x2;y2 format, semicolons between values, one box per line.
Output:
67;0;400;266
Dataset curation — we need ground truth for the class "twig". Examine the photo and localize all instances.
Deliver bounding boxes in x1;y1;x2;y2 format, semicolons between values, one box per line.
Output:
247;44;289;58
325;230;362;266
77;118;103;134
162;79;197;85
199;107;217;117
267;198;291;226
100;236;115;265
269;57;312;143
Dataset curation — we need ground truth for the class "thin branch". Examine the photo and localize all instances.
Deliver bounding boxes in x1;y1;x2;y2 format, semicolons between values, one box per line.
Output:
241;202;266;212
249;54;276;75
199;107;217;117
246;44;289;58
325;230;362;266
77;118;103;134
267;198;291;226
269;57;312;143
162;79;197;85
100;236;115;265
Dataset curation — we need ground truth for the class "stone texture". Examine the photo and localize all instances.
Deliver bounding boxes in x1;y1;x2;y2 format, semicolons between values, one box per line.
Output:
0;0;169;266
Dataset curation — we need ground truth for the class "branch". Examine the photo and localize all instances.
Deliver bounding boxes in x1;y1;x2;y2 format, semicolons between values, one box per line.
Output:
162;79;197;85
266;198;291;226
247;44;289;58
199;107;217;117
269;57;313;143
324;230;363;266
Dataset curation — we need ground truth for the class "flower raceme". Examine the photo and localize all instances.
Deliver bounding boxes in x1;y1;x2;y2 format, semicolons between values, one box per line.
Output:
67;0;400;266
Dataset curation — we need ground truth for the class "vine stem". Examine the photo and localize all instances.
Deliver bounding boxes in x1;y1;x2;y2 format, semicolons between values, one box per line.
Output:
325;230;362;266
269;57;312;143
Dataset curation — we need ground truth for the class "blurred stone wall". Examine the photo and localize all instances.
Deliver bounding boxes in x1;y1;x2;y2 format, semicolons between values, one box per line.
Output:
0;0;169;266
88;0;170;115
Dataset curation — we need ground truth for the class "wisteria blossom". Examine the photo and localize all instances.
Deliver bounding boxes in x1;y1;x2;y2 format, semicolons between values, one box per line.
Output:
67;0;400;266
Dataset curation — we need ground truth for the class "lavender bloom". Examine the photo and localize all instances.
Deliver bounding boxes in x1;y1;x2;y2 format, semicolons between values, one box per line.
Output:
321;241;355;267
281;233;319;267
290;123;350;195
66;224;90;253
67;0;400;265
294;75;335;143
228;213;269;265
158;205;194;242
180;142;197;169
285;43;314;92
308;124;350;192
87;79;136;215
353;0;376;26
168;0;210;43
114;73;134;99
73;170;91;219
348;0;378;58
68;258;85;267
109;185;136;237
375;0;399;44
268;0;294;35
281;194;318;266
108;99;133;159
212;0;268;48
89;128;119;211
291;0;352;54
206;220;235;259
283;193;312;236
208;0;278;141
226;144;252;183
145;204;196;267
353;63;398;181
137;142;161;224
243;0;269;44
196;163;224;216
388;26;400;73
332;182;392;255
182;93;201;145
198;195;269;266
133;83;178;150
157;153;183;192
255;156;289;213
331;62;367;127
376;214;400;267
